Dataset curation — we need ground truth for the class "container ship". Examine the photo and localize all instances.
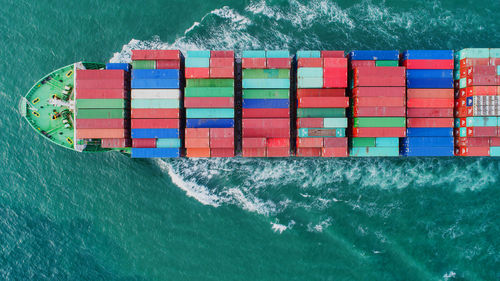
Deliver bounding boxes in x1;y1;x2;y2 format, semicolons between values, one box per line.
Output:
21;49;500;158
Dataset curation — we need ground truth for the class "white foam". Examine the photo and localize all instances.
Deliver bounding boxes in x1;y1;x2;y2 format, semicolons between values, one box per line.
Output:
270;220;295;234
308;217;332;233
443;271;456;280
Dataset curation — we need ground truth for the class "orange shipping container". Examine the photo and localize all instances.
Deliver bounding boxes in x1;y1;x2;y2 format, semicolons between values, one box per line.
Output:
406;89;454;99
185;138;210;148
186;148;211;158
185;128;210;138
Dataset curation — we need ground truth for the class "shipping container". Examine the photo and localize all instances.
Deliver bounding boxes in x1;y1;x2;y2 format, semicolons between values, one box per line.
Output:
132;69;179;79
131;148;180;158
242;148;266;157
349;50;399;61
76;129;127;139
186;108;234;118
131;89;180;99
185;87;234;97
185;128;210;138
210;148;235;157
131;79;180;89
210;138;234;148
298;97;349;108
76;118;125;129
185;97;234;108
77;109;127;119
131;119;179;129
76;99;126;109
242;108;290;118
297;108;345;118
350;147;399;157
243;89;289;99
186;79;234;88
76;89;127;99
131;99;179;109
132;138;156;148
76;69;125;80
243;99;289;109
131;128;179;139
131;108;179;119
156;138;181;148
210;128;234;138
352;127;406;138
101;138;130;148
185;138;210;148
186;119;234;128
131;50;180;60
353;106;406;117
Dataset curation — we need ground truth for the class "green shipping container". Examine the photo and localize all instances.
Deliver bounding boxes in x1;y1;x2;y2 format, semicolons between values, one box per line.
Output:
186;50;211;58
297;108;346;118
186;108;234;118
242;89;290;99
132;99;179;109
353;117;406;128
187;79;234;87
351;137;376;147
323;118;348;128
490;48;500;58
242;79;290;89
297;77;323;88
132;60;156;69
375;60;399;67
77;99;126;109
459;48;490;59
297;67;323;77
185;87;234;97
298;128;345;138
77;109;126;119
242;69;290;79
156;138;181;148
459;78;467;89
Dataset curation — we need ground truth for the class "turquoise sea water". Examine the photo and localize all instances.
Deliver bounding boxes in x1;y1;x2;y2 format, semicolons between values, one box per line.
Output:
2;0;500;280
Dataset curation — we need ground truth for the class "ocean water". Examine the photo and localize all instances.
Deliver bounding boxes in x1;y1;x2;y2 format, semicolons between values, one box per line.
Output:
1;0;500;280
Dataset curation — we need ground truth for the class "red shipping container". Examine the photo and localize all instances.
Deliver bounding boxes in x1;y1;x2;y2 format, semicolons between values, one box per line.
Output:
466;86;497;96
323;58;347;68
406;118;454;128
352;87;405;97
131;50;180;60
350;60;376;68
467;127;498;137
131;118;179;129
459;146;490;156
267;138;290;147
460;58;490;68
490;58;500;66
297;118;323;128
491;137;500;146
267;58;291;69
460;67;468;78
353;67;406;87
455;137;490;147
185;97;234;108
467;65;497;77
156;59;180;69
242;118;289;128
406;89;454;99
242;108;289;118
210;50;234;58
186;148;210;157
297;88;345;97
76;89;127;99
354;97;405;107
406;98;453;108
132;138;156;148
210;67;234;78
210;148;235;157
321;51;344;58
243;138;267;148
296;148;322;157
457;88;467;98
403;59;454;69
76;79;125;89
185;68;209;79
352;127;406;138
242;58;266;69
76;118;125;129
210;58;234;68
267;147;290;157
296;137;323;148
210;137;234;148
186;128;210;138
76;129;127;139
242;128;290;138
210;128;234;138
185;138;210;148
101;138;130;148
323;69;348;88
298;58;322;67
76;69;125;80
467;76;497;87
131;108;179;119
322;147;348;157
323;137;348;147
298;97;349;108
242;148;266;157
406;108;453;118
353;106;406;117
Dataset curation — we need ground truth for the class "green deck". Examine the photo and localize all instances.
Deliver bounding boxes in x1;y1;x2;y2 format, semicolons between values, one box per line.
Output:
22;62;130;153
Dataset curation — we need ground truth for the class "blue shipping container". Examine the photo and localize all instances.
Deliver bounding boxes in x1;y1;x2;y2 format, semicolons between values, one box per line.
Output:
401;147;454;157
406;78;454;89
406;69;453;78
349;50;399;61
132;69;179;79
106;63;130;72
131;148;180;158
403;50;453;60
131;128;179;139
186;119;235;128
402;137;454;147
131;79;180;89
242;99;289;109
406;128;453;137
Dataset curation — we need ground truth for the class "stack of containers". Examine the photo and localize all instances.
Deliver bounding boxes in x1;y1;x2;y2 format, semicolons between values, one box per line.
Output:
241;50;291;157
75;69;130;148
130;50;182;158
295;50;349;157
454;48;500;156
349;50;406;156
184;50;235;157
401;50;455;156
